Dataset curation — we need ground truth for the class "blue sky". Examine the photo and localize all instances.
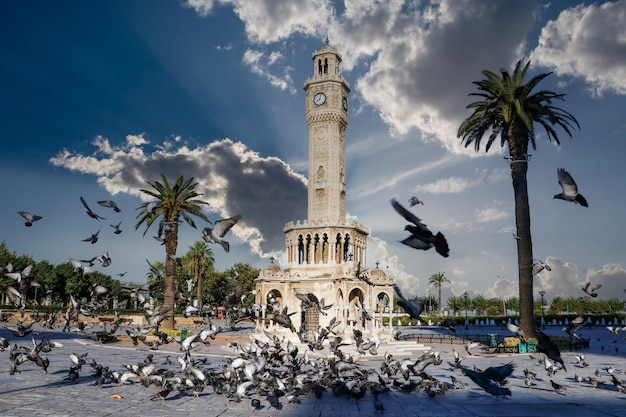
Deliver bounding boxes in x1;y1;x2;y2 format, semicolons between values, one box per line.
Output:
2;0;625;306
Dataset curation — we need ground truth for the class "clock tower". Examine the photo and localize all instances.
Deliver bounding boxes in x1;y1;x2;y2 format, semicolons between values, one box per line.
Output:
255;40;394;340
303;40;350;224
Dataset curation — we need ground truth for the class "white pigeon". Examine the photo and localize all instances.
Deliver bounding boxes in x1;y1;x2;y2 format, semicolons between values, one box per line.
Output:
554;168;588;207
202;215;242;253
4;264;32;283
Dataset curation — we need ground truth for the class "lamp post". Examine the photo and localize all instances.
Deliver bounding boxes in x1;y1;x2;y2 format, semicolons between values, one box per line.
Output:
463;292;469;330
539;290;546;329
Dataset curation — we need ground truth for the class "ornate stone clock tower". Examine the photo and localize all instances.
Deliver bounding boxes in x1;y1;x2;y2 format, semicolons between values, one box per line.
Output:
303;41;350;224
255;40;394;340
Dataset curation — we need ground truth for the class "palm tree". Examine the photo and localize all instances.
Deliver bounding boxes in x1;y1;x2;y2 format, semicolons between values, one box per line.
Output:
135;175;209;330
428;272;450;316
458;60;579;337
182;241;214;314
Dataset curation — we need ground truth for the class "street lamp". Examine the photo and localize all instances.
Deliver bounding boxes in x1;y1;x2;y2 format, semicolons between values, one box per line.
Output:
539;290;546;329
463;291;469;330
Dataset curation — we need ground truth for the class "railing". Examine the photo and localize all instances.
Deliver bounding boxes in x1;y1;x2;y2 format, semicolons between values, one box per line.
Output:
397;332;590;352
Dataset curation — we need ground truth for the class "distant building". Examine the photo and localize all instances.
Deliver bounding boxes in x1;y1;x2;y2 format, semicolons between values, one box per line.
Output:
255;40;395;340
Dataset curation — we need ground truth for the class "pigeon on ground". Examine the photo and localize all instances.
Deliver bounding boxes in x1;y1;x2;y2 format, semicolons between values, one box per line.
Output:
18;211;42;227
553;168;588;207
202;215;242;253
97;200;121;212
391;199;449;257
80;196;106;220
550;379;567;394
582;282;601;297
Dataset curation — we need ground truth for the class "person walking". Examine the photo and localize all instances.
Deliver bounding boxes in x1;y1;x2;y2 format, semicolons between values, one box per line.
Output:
63;304;73;332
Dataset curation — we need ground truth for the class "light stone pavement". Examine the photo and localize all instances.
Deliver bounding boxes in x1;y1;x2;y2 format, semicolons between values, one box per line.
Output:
1;320;625;417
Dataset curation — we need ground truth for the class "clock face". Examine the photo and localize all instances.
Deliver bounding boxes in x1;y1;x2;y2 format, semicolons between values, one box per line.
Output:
342;97;348;111
314;93;326;105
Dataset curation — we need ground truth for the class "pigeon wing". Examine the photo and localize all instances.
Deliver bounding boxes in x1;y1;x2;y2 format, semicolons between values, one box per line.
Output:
557;168;578;197
391;199;423;227
80;196;92;211
211;215;242;238
400;236;430;250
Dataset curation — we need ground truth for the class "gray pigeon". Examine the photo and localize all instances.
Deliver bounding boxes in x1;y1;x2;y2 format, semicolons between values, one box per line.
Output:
553;168;588;207
202;215;242;252
582;282;601;297
97;200;121;212
80;196;106;220
18;211;42;227
391;199;449;257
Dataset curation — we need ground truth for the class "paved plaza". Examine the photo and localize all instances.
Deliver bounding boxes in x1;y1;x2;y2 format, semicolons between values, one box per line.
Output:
1;319;625;417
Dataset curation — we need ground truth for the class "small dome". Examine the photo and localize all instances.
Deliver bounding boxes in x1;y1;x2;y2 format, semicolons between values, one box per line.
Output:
369;267;391;283
262;262;281;275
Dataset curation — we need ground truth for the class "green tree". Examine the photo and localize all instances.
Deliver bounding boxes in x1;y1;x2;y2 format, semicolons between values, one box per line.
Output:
135;175;209;330
458;61;579;338
182;241;214;313
428;272;450;316
146;260;165;302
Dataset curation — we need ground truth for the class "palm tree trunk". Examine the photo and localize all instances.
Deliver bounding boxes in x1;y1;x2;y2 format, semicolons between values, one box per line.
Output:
438;286;442;316
196;265;204;315
163;223;179;330
509;127;535;338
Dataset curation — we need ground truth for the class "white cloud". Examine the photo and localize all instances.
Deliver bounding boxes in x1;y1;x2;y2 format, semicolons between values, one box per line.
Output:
475;207;510;223
417;176;471;194
366;236;420;297
530;1;626;96
243;49;296;93
49;136;308;259
183;0;218;17
229;0;332;43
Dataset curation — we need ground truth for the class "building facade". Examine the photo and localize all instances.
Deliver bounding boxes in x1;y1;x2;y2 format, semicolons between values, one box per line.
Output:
255;41;395;339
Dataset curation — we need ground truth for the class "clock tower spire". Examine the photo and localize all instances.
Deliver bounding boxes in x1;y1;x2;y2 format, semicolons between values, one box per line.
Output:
303;42;350;224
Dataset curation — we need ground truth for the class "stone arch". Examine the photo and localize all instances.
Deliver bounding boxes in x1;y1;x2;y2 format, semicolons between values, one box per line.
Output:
375;291;390;314
347;287;365;322
266;289;283;313
343;233;351;261
297;234;304;264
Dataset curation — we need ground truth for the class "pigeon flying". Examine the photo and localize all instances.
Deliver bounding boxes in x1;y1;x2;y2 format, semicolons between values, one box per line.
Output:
553;168;588;207
391;199;449;257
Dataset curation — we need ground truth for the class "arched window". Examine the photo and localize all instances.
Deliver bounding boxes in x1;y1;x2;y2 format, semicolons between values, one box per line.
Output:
297;235;304;264
317;59;323;76
343;233;351;261
323;58;328;74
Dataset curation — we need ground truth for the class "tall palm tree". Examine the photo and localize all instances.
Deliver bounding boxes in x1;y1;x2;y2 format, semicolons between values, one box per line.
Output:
457;60;579;338
428;272;450;316
182;241;214;314
135;175;209;330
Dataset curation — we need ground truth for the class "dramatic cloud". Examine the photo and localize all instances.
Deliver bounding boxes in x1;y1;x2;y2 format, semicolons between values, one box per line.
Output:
530;1;626;96
50;135;308;258
187;0;543;154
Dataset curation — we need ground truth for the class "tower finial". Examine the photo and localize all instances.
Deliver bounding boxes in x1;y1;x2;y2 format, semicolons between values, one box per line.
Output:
325;35;330;45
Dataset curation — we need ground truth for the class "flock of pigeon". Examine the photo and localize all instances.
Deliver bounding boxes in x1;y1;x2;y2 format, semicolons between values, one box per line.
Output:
2;311;626;412
7;195;243;319
391;167;588;259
